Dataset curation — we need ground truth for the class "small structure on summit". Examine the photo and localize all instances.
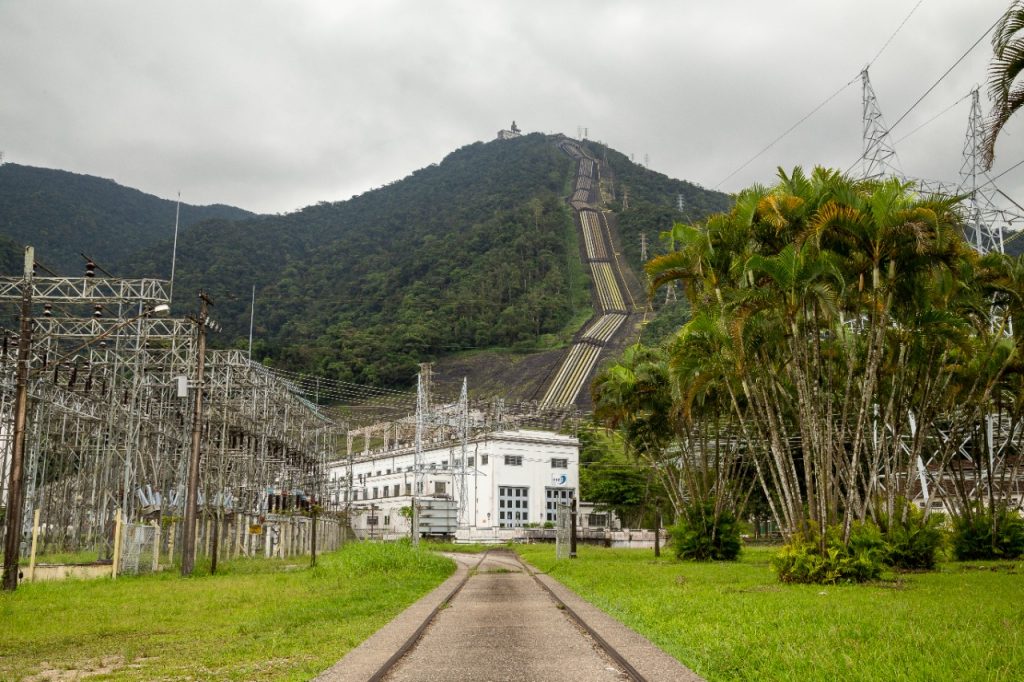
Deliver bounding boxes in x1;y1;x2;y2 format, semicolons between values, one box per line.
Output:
496;120;522;140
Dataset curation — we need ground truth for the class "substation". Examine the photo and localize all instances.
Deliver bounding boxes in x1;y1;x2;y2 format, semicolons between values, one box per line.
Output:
5;87;1024;587
0;254;344;583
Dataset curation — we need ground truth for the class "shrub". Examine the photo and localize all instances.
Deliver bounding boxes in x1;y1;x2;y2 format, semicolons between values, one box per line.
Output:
669;502;741;561
876;498;945;570
772;523;884;584
951;506;1024;560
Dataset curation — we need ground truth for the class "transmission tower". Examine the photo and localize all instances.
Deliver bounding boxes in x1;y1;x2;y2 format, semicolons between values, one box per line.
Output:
959;88;1006;254
640;232;648;262
860;68;901;180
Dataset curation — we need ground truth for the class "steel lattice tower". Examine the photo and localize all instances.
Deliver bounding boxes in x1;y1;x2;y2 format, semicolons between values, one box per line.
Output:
860;68;901;180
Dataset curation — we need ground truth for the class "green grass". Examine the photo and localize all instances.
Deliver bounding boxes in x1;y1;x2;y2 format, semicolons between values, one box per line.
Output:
422;539;511;554
0;541;454;681
515;544;1024;681
20;548;106;565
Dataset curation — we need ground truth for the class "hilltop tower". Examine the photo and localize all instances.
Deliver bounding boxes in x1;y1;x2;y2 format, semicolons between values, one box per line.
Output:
496;120;522;140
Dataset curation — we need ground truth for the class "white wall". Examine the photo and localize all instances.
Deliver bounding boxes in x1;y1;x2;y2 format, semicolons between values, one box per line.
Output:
326;429;578;537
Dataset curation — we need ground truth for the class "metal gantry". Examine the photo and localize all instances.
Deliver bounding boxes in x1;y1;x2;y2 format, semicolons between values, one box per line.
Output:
857;71;1024;516
0;260;340;574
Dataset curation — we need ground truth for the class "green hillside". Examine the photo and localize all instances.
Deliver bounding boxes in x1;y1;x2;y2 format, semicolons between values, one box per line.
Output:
135;134;590;385
584;141;732;274
0;163;255;273
1;135;733;389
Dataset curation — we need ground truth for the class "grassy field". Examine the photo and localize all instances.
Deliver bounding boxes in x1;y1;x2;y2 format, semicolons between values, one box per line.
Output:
515;544;1024;682
0;541;453;681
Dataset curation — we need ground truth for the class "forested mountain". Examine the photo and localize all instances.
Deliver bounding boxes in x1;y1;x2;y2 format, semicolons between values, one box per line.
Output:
0;163;255;273
584;141;732;274
134;134;590;385
1;135;733;389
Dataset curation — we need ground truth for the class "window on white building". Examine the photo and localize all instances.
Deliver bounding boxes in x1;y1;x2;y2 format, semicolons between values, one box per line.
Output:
498;486;529;528
505;455;523;466
551;458;568;469
545;487;575;522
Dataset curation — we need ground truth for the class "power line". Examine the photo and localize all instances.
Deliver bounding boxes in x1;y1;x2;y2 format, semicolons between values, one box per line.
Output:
886;16;999;135
978;157;1024;191
893;92;972;144
714;77;858;189
866;0;928;69
714;0;932;190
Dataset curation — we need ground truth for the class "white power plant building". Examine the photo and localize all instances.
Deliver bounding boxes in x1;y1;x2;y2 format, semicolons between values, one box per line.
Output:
326;429;578;541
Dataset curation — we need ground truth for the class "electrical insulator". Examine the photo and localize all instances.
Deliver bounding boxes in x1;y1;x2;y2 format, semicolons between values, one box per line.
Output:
43;303;53;317
85;260;96;277
93;304;103;318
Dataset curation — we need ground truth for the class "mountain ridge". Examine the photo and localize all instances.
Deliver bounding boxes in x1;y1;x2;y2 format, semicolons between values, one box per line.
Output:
0;162;256;273
0;134;732;392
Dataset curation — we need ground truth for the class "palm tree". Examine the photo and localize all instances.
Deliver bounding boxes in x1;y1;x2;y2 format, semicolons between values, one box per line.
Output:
645;167;1010;549
983;1;1024;168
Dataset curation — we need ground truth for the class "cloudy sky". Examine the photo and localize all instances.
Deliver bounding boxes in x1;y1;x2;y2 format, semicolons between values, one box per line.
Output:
1;0;1022;215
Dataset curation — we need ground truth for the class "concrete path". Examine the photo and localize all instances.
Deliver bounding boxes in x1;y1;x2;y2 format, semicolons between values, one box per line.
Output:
316;550;702;682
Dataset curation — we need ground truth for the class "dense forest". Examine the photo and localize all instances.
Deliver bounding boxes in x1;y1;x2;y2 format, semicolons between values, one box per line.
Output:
583;141;732;276
0;163;254;273
132;134;591;384
0;134;734;388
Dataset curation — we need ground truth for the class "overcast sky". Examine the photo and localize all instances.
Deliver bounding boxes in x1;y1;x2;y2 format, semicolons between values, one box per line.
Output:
2;0;1022;216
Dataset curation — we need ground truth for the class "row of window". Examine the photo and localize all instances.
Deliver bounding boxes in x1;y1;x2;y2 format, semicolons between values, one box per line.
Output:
502;456;568;468
497;487;576;527
352;454;567;481
353;480;451;501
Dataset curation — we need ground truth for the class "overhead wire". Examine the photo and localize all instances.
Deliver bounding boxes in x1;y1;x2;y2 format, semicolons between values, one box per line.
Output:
865;0;927;70
844;15;998;177
713;77;858;189
893;92;973;144
884;16;1000;135
713;0;929;190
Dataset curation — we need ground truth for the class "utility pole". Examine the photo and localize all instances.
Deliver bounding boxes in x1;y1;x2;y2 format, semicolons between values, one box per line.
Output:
181;291;212;576
640;233;648;263
2;247;34;591
569;497;577;559
654;510;661;558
